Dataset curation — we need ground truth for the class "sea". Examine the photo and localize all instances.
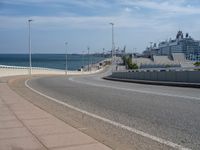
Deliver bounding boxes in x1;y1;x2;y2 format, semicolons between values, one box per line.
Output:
0;54;105;70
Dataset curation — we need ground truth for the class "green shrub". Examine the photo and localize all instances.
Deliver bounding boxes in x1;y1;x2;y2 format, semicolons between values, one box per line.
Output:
165;64;171;68
122;56;138;70
194;62;200;67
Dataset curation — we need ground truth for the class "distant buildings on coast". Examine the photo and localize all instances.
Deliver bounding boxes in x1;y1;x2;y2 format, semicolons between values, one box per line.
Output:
129;31;200;69
143;31;200;62
96;31;200;69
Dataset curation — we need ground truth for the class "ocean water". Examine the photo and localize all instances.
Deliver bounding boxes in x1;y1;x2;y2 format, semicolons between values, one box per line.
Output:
0;54;105;70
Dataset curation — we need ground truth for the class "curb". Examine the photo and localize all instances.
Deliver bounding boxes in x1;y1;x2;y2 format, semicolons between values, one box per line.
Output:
103;77;200;88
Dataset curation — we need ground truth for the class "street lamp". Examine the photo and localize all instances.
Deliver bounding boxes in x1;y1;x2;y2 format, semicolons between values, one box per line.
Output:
87;46;90;71
82;51;85;70
110;22;115;72
65;42;68;75
28;19;33;76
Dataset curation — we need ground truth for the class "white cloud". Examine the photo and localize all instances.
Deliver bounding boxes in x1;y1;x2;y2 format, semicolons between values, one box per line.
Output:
1;0;200;33
2;0;110;8
121;0;200;15
124;7;132;12
0;13;170;31
3;0;200;15
1;0;200;52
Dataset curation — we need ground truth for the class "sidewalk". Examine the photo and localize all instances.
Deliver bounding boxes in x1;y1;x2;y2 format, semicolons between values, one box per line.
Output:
0;81;112;150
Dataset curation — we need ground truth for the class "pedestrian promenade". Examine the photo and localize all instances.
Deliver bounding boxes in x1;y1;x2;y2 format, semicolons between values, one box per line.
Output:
0;81;112;150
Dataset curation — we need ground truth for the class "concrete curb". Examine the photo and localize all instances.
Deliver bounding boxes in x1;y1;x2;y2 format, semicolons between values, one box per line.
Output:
103;76;200;88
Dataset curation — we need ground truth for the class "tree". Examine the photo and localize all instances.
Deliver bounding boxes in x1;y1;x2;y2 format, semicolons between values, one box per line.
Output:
122;56;138;70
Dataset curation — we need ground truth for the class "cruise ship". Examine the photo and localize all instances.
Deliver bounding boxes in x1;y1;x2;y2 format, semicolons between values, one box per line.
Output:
143;31;200;61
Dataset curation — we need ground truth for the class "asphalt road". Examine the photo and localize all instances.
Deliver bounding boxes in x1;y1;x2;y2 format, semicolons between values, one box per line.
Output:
27;70;200;150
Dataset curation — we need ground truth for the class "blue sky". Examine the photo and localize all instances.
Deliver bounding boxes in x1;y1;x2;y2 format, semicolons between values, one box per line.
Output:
1;0;200;54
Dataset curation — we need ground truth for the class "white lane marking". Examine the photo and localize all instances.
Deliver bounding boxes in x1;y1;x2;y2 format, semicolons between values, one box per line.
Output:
68;77;200;101
25;79;191;150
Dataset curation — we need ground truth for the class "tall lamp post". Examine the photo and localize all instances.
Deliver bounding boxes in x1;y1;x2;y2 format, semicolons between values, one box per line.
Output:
28;19;33;76
87;46;90;71
103;48;105;58
65;42;68;75
82;51;85;70
110;22;115;72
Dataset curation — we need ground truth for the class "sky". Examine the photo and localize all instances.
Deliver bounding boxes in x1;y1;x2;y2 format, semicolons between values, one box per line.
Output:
1;0;200;54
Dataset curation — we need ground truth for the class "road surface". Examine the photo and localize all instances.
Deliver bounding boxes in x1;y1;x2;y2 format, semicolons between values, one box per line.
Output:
27;70;200;150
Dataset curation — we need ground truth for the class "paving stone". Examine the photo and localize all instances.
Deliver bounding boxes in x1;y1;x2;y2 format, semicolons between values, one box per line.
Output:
0;115;17;121
23;118;63;127
51;143;112;150
29;124;77;136
0;136;47;150
0;94;24;105
9;103;37;111
0;108;12;116
14;108;48;115
2;98;22;105
0;120;23;129
0;127;32;139
39;132;96;149
17;112;52;120
0;99;4;105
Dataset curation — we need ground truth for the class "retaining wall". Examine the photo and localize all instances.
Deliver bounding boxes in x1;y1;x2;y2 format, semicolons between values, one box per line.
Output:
111;71;200;83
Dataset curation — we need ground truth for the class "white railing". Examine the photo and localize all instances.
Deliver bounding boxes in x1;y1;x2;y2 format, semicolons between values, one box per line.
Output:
0;65;63;71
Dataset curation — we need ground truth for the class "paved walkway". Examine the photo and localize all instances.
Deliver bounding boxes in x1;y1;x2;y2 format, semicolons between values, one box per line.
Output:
0;81;112;150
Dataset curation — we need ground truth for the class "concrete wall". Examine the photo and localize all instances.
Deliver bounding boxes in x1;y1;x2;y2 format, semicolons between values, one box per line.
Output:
111;71;200;83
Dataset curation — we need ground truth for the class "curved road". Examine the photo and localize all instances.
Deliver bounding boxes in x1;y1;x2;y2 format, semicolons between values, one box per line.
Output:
27;70;200;150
